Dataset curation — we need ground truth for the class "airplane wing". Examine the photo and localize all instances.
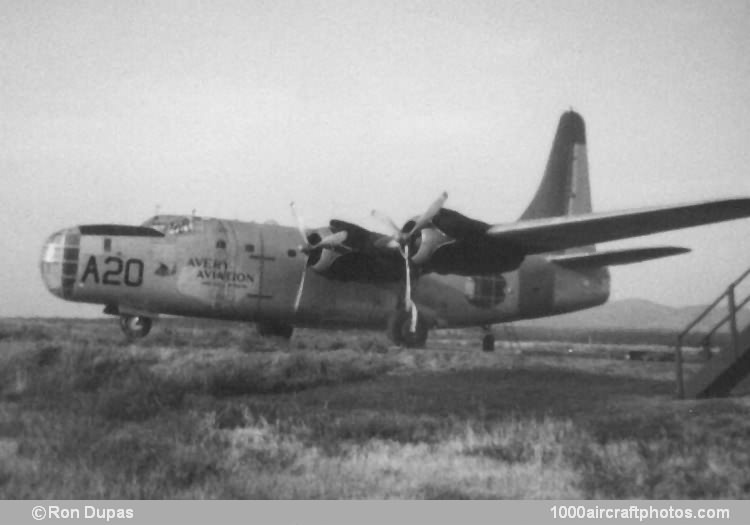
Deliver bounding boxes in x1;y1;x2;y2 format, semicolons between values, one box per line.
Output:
313;220;404;283
548;246;690;268
487;198;750;254
314;198;750;282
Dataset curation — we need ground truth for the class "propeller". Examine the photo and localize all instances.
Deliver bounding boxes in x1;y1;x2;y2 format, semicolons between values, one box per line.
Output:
370;209;401;238
408;191;448;238
371;191;448;333
372;191;448;245
290;202;348;311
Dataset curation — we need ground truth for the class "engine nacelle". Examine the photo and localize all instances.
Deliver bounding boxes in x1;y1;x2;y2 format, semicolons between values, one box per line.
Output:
410;228;454;265
303;228;346;274
309;248;343;273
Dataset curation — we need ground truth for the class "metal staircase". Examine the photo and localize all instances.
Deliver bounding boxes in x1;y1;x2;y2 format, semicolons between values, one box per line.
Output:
675;268;750;398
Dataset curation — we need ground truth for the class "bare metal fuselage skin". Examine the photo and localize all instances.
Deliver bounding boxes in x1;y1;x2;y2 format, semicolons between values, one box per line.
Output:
40;111;750;337
41;216;610;329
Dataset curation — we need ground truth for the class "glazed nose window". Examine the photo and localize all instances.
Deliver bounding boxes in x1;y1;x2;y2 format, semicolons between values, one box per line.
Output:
40;230;80;299
40;232;64;294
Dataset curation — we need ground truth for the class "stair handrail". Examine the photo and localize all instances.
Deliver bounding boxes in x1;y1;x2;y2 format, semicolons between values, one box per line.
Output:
676;266;750;343
700;294;750;344
676;291;731;344
675;266;750;399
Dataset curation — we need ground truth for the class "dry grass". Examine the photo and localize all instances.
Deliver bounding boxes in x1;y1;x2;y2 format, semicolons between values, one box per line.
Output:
0;317;748;499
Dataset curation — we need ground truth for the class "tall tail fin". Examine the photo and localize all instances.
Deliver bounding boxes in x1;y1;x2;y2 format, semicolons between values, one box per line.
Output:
520;111;591;220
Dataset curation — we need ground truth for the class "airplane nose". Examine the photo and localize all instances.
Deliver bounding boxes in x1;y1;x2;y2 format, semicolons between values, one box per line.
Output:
40;228;80;300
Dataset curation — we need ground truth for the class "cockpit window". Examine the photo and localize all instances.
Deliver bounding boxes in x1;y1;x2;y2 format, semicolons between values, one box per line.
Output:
168;218;194;235
142;215;198;235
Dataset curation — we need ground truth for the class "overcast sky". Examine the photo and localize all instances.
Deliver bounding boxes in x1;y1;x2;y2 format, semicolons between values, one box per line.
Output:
2;0;750;317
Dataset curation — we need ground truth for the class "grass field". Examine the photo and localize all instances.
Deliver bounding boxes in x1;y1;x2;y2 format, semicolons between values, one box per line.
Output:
1;317;749;499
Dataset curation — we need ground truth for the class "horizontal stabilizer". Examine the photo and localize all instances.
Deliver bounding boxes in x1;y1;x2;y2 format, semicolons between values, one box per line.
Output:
488;198;750;254
549;246;690;268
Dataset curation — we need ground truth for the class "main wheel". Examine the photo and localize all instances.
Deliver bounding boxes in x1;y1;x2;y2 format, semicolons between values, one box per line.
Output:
256;321;294;339
388;310;428;348
119;315;152;339
386;311;405;345
482;333;495;352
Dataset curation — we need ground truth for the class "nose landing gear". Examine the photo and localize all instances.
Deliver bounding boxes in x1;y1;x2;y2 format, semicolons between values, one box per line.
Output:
119;315;153;339
256;321;294;339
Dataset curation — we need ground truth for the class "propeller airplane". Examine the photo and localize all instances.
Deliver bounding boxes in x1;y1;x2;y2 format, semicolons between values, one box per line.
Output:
40;111;750;350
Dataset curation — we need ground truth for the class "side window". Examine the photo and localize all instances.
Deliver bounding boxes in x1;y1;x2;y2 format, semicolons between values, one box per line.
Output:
103;238;112;252
216;240;226;250
464;275;508;308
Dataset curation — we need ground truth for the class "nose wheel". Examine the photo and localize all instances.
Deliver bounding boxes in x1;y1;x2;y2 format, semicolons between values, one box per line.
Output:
119;315;152;339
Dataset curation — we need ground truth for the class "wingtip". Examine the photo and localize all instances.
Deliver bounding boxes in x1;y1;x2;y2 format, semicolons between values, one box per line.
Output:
705;196;750;216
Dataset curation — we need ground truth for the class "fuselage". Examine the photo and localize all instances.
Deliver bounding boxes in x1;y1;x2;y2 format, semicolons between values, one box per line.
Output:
40;214;610;330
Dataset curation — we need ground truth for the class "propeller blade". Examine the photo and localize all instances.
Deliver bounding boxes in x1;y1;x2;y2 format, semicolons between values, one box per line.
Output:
289;202;309;244
409;191;448;235
313;230;348;251
294;265;307;312
402;243;419;333
371;209;401;237
404;243;411;310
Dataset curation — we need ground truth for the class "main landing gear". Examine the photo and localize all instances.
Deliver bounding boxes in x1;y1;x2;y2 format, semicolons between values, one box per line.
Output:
481;326;495;352
256;321;294;340
119;315;152;340
387;309;429;348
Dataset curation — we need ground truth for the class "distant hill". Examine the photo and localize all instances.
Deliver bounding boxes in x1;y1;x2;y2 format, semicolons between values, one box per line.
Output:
515;298;749;334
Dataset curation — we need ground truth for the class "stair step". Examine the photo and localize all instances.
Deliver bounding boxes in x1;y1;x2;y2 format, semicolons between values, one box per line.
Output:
683;325;750;398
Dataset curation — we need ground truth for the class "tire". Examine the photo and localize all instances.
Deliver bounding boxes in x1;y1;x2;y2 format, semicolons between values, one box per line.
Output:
119;315;152;339
256;321;294;339
386;311;406;345
391;310;428;348
482;333;495;352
